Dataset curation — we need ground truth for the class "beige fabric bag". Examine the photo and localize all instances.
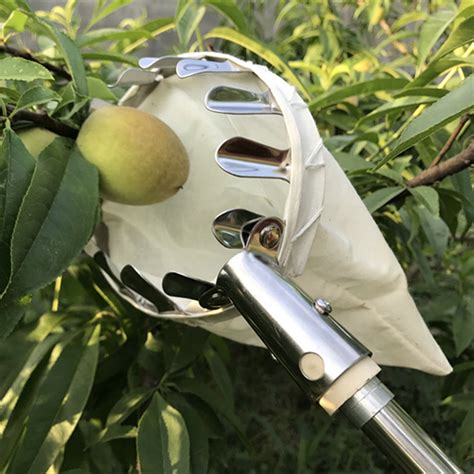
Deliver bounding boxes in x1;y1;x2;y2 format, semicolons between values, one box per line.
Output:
91;53;451;376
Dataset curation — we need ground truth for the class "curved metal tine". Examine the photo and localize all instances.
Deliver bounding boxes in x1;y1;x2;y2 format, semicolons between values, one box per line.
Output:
120;265;177;312
212;208;262;249
93;251;128;290
176;59;240;78
163;272;214;300
138;56;181;70
110;68;157;87
205;86;282;115
162;272;231;310
216;137;290;182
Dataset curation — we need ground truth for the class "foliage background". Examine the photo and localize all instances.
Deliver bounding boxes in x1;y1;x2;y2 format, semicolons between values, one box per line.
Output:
0;0;473;472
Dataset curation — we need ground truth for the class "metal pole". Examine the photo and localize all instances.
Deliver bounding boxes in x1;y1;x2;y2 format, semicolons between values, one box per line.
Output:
217;251;462;473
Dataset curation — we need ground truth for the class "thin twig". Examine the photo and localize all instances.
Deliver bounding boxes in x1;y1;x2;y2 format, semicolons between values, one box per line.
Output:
0;43;72;81
379;19;409;55
6;104;79;139
407;140;474;188
429;114;471;168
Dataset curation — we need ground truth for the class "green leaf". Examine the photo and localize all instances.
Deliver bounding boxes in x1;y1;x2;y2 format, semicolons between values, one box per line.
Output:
204;0;250;34
0;314;63;400
2;139;99;302
376;76;474;167
88;0;133;29
363;186;405;213
14;86;62;113
2;9;28;35
50;29;88;97
86;76;117;101
417;205;450;257
333;152;372;171
357;96;436;125
451;169;474;229
0;300;25;339
0;57;53;82
0;130;36;296
392;11;428;31
169;327;209;374
409;56;474;88
176;378;245;439
433;15;474;61
417;9;455;68
106;387;154;427
409;186;440;215
122;18;175;54
166;394;210;474
137;392;190;474
452;299;474;356
77;28;152;47
25;12;88;96
204;27;311;101
81;51;138;66
205;349;234;407
8;325;100;474
94;424;137;445
176;3;206;47
309;78;408;111
393;87;448;99
455;408;474;456
0;349;51;470
0;331;62;436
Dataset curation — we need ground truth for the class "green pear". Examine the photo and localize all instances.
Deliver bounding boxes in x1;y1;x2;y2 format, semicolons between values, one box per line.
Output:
18;128;58;158
76;106;189;206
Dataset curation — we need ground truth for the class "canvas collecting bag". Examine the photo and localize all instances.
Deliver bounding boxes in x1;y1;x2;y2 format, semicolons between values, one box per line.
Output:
88;52;451;376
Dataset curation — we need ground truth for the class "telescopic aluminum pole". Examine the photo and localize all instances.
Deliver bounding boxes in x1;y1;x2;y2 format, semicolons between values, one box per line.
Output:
217;251;462;474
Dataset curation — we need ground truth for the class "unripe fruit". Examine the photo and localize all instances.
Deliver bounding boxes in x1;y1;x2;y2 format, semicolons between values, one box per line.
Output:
76;106;189;206
18;128;58;158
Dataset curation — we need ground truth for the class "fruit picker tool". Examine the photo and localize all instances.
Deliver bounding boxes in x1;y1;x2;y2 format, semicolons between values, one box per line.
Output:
88;54;462;472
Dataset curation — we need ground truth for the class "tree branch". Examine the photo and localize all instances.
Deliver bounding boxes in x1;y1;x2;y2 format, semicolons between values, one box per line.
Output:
5;105;78;139
429;114;471;168
0;43;72;81
407;140;474;188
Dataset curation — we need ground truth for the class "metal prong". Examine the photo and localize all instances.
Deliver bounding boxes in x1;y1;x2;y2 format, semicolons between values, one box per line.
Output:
163;272;214;300
93;252;157;312
163;272;231;310
212;208;262;249
176;59;240;78
205;86;281;115
110;68;158;87
120;265;177;312
216;137;290;182
138;56;181;71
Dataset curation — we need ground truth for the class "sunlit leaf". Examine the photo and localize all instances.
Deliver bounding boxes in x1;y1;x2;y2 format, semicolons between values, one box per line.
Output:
357;96;436;125
137;393;190;474
417;9;455;68
7;325;100;474
433;16;474;61
0;57;53;82
309;78;408;111
13;86;61;113
363;186;405;213
376;76;474;167
2;138;99;302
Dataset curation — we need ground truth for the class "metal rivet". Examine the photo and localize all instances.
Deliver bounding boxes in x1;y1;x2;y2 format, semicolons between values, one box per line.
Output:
314;298;332;315
259;224;281;249
299;352;325;381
